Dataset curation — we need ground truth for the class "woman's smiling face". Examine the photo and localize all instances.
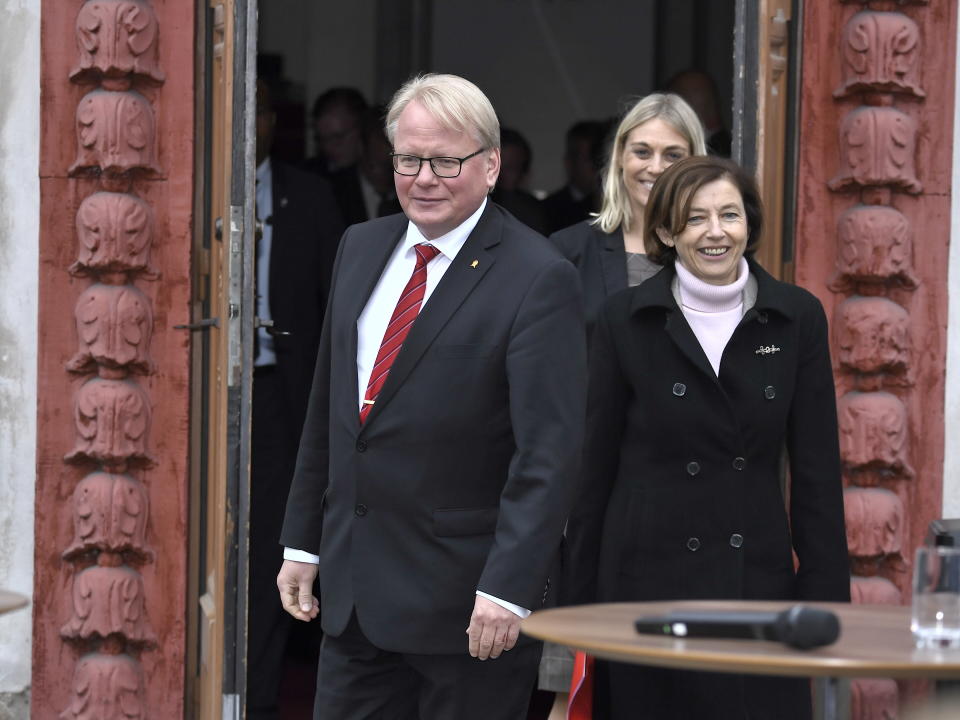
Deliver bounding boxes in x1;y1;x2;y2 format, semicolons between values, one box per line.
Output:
620;117;691;213
658;177;748;286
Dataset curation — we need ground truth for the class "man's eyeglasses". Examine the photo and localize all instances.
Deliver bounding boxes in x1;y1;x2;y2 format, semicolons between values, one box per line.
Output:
390;149;486;178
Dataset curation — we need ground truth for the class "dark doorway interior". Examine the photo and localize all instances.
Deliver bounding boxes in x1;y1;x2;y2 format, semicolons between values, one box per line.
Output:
252;2;735;718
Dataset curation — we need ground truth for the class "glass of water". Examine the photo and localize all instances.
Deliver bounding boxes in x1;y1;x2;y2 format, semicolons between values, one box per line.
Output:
912;545;960;650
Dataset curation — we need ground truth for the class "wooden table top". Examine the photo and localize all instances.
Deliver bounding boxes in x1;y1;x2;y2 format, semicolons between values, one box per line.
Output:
522;600;960;679
0;589;28;616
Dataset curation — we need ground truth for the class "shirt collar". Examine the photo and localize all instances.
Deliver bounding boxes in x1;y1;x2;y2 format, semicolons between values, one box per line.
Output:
403;198;487;261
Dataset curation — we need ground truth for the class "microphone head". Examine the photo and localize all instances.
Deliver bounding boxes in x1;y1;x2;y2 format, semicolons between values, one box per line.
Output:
777;605;840;649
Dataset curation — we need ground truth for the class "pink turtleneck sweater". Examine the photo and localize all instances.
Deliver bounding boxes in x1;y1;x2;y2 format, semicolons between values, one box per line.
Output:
675;257;749;376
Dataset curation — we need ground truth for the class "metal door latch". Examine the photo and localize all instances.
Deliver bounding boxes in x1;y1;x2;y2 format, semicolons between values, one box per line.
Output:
254;318;291;337
174;318;220;331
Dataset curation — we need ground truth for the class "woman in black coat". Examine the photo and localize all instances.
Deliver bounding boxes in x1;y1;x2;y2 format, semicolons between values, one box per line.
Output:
565;156;850;720
551;93;707;330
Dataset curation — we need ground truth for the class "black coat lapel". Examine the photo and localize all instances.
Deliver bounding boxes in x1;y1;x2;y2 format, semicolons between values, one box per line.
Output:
600;227;628;297
362;206;501;426
633;265;718;381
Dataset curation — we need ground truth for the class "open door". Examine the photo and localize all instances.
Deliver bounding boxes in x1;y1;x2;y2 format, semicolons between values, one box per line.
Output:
190;0;257;717
733;0;798;281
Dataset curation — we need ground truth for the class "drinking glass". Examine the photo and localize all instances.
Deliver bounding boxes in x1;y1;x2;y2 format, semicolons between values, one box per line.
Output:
911;545;960;650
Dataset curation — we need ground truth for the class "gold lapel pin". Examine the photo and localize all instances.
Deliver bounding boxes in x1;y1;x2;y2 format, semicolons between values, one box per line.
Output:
470;259;479;268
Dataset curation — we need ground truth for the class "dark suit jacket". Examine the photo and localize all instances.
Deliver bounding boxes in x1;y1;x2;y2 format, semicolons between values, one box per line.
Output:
565;258;849;718
325;164;401;228
551;221;629;331
542;185;594;235
265;160;344;434
281;202;587;654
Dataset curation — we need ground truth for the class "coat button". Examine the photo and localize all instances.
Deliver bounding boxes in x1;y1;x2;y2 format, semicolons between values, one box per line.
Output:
732;456;746;471
686;461;700;476
354;504;368;517
673;383;686;397
686;537;701;552
764;385;776;400
757;312;769;324
356;439;367;452
729;533;744;548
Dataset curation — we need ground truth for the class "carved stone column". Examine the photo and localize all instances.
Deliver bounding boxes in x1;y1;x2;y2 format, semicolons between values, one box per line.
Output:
35;1;194;717
796;0;956;716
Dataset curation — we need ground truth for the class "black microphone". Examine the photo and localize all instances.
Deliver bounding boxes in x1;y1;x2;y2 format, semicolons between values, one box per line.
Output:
634;605;840;649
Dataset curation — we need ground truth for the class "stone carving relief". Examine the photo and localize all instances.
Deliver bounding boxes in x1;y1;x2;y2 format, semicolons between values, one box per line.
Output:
838;391;914;481
60;653;147;720
850;576;902;605
67;283;154;375
63;472;151;562
836;12;924;99
834;297;909;386
66;378;154;469
850;678;898;720
71;192;155;278
71;90;158;176
830;205;918;292
844;488;903;574
61;565;156;644
828;107;921;194
71;0;164;87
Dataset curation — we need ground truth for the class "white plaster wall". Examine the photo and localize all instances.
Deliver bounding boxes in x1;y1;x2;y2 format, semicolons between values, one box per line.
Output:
944;18;960;519
0;0;39;699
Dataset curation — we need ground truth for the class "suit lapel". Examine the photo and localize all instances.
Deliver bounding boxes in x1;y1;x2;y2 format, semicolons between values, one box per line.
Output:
600;227;628;297
337;217;407;429
362;205;501;427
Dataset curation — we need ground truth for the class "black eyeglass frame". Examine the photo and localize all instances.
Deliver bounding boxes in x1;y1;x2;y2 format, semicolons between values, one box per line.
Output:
390;148;487;178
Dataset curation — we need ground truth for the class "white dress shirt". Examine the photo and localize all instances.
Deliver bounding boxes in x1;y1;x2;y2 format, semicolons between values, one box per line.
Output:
284;198;530;618
254;158;276;366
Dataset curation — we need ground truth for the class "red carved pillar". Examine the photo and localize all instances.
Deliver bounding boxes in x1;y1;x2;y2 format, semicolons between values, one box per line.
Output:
796;0;956;716
34;1;194;717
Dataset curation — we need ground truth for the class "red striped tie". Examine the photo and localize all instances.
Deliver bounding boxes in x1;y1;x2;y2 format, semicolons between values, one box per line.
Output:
360;243;442;424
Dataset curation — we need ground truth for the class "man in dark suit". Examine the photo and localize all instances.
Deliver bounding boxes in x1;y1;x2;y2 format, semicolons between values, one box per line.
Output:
276;73;586;719
542;120;608;234
325;108;403;227
247;79;344;720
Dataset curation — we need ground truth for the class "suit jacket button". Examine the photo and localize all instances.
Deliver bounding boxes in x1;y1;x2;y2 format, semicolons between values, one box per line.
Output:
764;385;776;400
757;312;769;324
732;456;746;471
729;533;744;548
356;439;367;452
686;537;701;552
673;383;686;397
686;461;700;476
354;504;368;517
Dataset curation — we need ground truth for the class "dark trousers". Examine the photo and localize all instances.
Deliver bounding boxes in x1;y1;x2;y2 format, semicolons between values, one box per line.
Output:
248;367;320;719
314;611;541;720
597;660;811;720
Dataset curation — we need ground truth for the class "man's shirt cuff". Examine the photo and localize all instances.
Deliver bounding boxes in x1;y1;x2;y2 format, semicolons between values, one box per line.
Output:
476;591;531;618
284;547;320;564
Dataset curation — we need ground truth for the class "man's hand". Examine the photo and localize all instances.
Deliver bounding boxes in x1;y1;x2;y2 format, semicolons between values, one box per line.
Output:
466;595;522;660
277;559;319;622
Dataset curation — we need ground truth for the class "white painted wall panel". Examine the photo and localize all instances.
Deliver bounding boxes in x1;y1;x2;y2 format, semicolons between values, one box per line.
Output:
0;0;39;699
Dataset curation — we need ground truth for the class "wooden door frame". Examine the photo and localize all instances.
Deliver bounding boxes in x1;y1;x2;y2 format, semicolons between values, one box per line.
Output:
733;0;800;282
188;0;257;717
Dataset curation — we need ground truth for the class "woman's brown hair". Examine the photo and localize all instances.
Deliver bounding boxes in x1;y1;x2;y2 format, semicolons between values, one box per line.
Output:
643;156;764;265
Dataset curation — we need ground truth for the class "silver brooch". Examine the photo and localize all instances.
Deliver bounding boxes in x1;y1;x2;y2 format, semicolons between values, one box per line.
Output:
755;345;781;355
